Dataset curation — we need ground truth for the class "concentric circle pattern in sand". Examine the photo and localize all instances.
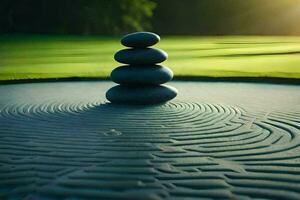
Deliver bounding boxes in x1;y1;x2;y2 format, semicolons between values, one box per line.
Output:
0;82;300;200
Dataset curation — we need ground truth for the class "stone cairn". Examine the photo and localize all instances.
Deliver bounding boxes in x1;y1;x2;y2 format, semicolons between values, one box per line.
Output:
106;32;177;105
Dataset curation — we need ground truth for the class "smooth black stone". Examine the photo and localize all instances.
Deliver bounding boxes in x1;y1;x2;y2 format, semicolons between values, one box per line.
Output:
121;32;160;48
106;85;177;105
111;65;173;85
114;48;168;65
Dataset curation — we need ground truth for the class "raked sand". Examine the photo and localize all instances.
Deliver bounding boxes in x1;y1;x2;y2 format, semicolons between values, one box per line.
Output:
0;81;299;199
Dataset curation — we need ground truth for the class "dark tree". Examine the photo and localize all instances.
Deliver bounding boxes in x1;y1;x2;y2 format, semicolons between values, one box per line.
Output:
0;0;156;35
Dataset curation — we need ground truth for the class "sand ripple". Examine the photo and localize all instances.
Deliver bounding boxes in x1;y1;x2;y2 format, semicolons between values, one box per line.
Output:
0;83;300;199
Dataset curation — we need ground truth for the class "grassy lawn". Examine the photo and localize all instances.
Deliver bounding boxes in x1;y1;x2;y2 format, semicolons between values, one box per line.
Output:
0;34;300;81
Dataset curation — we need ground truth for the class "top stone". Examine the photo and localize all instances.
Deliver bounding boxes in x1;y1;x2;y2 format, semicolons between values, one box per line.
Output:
121;32;160;48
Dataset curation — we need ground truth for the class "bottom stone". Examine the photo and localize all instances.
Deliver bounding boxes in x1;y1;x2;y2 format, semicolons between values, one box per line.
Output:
106;85;177;104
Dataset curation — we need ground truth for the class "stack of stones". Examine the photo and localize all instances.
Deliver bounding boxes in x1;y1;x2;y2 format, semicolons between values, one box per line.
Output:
106;32;177;105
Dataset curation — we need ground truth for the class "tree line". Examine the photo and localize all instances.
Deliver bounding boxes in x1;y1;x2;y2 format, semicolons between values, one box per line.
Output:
1;0;299;35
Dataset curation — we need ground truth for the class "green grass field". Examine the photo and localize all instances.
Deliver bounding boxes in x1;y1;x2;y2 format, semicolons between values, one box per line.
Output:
1;34;300;81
